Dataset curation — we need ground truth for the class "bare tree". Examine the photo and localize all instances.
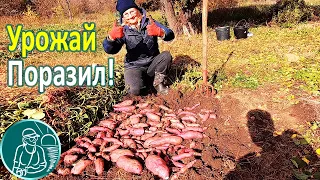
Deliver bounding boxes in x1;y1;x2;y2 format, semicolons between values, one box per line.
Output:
160;0;179;34
65;0;72;20
160;0;201;35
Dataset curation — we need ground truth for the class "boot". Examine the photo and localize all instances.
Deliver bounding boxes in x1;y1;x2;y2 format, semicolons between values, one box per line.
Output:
153;72;169;95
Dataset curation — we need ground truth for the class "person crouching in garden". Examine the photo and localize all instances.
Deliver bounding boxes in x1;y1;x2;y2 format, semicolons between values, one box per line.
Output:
103;0;175;96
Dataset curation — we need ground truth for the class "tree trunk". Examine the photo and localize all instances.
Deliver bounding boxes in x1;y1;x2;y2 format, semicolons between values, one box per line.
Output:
181;0;201;34
160;0;179;34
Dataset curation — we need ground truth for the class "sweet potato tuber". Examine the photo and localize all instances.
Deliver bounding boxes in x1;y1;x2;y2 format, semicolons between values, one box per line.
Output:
158;105;173;112
90;126;113;134
141;132;156;141
116;156;143;174
122;138;137;149
190;141;196;148
164;113;177;117
102;144;120;152
75;136;92;143
117;129;130;136
88;152;96;161
92;138;104;146
178;131;203;140
96;132;106;139
113;100;134;108
71;160;92;175
78;142;97;152
155;145;170;150
57;168;71;176
171;160;197;180
172;152;194;161
99;120;117;130
198;112;210;122
130;114;143;118
136;148;154;153
170;122;185;129
94;158;104;176
143;136;161;148
178;111;197;117
172;161;185;168
210;113;217;119
133;123;149;128
103;137;123;146
184;126;205;132
146;112;161;122
64;155;78;165
66;147;85;155
130;117;140;124
148;121;162;127
101;152;111;161
136;102;149;109
184;103;200;111
182;121;200;127
110;149;134;162
181;115;197;123
114;106;135;112
129;128;145;136
140;108;156;114
165;127;181;135
145;155;170;180
149;136;183;147
149;127;157;132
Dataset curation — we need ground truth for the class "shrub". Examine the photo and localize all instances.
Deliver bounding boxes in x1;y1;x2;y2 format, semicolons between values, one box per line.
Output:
136;0;161;11
272;0;312;27
0;0;27;16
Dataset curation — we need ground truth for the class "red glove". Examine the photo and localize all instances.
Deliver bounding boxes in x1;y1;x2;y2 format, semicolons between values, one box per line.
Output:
108;21;124;40
147;18;165;37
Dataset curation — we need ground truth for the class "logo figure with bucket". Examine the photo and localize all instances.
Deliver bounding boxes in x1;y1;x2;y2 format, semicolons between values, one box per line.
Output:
1;119;61;179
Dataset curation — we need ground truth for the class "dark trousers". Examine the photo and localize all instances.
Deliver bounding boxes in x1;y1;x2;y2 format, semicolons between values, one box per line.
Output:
124;51;172;95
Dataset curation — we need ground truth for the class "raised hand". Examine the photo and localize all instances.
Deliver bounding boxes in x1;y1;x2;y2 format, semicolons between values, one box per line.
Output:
108;21;124;40
146;18;165;37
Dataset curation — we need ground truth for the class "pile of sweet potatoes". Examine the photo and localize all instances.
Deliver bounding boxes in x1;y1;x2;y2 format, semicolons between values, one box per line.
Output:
56;100;217;179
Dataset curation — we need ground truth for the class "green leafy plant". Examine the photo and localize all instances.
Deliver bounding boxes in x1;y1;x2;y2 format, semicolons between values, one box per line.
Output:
231;72;259;89
172;67;203;91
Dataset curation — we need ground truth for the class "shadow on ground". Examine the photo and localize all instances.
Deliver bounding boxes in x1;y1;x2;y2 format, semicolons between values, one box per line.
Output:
224;109;320;180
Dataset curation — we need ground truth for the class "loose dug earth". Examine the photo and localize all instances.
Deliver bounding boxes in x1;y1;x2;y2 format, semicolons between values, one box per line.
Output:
43;88;320;180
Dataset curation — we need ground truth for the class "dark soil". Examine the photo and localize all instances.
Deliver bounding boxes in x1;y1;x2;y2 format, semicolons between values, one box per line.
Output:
3;88;320;180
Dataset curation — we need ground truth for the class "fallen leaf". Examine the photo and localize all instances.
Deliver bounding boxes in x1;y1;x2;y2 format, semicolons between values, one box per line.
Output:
291;157;307;168
23;109;37;117
291;134;297;139
31;110;45;120
302;157;310;165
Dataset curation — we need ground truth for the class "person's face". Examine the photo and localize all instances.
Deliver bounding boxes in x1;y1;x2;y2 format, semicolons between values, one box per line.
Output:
122;8;141;25
24;136;38;145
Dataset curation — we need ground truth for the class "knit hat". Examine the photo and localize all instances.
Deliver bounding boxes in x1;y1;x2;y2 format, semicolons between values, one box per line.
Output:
116;0;140;16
